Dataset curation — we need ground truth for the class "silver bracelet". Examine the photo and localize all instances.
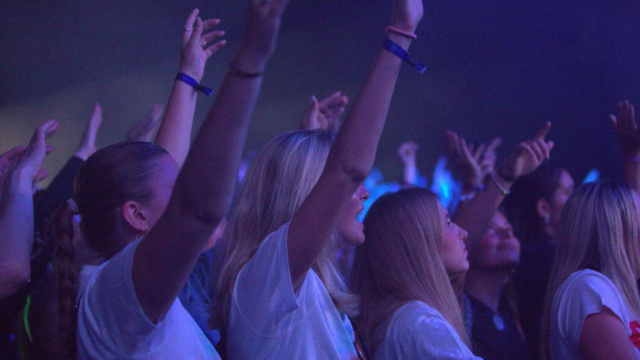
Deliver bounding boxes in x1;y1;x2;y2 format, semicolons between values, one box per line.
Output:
490;173;511;196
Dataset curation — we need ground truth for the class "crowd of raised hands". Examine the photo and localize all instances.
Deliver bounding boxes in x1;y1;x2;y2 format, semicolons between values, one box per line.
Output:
2;0;640;360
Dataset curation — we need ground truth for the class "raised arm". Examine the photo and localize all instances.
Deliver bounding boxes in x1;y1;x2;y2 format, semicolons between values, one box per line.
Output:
0;119;57;300
154;9;226;167
288;0;424;288
133;1;287;322
397;141;419;187
610;100;640;194
454;123;554;252
126;103;164;142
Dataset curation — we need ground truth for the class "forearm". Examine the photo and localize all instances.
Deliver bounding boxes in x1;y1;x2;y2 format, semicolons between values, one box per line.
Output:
403;161;417;186
134;60;264;322
154;81;198;167
454;174;513;250
0;178;34;298
174;72;262;230
328;33;411;184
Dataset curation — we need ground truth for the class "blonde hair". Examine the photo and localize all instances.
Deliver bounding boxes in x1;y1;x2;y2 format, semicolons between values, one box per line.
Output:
214;130;357;329
541;179;640;359
352;188;471;353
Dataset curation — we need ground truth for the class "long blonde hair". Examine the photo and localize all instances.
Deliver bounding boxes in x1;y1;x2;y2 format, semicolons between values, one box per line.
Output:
214;130;357;329
541;179;640;359
352;188;471;353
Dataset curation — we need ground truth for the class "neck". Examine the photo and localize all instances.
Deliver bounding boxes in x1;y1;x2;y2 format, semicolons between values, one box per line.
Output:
465;268;509;312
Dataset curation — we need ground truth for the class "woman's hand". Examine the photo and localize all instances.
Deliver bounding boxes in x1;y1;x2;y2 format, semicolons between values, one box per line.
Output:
390;0;424;32
74;103;103;160
499;122;554;181
299;92;349;132
233;0;291;73
6;119;58;192
610;100;640;158
179;9;226;83
446;131;500;189
126;103;164;142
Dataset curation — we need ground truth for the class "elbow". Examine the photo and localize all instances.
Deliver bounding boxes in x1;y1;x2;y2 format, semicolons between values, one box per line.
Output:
170;188;227;231
0;266;30;299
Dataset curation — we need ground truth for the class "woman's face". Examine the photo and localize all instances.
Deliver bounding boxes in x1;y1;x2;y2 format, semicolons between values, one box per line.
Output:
337;185;370;247
439;203;470;279
548;169;575;233
469;211;520;272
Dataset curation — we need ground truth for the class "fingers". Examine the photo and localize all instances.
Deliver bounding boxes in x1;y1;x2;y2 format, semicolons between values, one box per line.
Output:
190;17;204;45
0;145;27;163
205;40;227;59
609;114;618;130
200;30;225;45
473;142;486;162
528;141;546;162
34;169;49;184
459;138;475;162
534;121;551;140
517;142;536;159
182;9;200;45
202;19;221;31
485;137;502;154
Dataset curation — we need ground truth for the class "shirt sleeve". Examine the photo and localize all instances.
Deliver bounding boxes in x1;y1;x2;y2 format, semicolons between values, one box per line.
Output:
557;272;629;350
80;239;156;346
232;222;301;335
411;307;482;360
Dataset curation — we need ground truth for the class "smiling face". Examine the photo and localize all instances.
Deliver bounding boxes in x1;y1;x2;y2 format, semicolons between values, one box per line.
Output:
438;203;470;279
337;185;370;247
469;210;520;272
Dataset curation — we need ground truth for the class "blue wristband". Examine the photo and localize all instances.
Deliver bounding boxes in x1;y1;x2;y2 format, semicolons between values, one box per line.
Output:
175;73;214;96
382;38;426;74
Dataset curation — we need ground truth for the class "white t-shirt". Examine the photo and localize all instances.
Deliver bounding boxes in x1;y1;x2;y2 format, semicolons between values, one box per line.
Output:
76;239;220;360
374;301;482;360
227;222;359;360
550;269;640;360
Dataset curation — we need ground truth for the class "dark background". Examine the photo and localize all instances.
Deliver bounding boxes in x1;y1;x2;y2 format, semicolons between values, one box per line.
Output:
2;0;639;185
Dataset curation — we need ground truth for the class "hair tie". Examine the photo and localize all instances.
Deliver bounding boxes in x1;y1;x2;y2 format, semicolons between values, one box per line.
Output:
67;198;80;215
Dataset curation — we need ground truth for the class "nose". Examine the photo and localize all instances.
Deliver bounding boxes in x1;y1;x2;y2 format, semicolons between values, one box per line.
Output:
359;185;370;201
459;227;468;241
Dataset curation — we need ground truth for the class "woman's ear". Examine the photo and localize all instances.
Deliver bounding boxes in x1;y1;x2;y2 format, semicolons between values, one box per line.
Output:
536;198;551;222
121;200;150;233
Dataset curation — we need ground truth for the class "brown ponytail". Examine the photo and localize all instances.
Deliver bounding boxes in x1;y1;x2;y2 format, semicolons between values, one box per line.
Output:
51;202;79;359
48;141;169;358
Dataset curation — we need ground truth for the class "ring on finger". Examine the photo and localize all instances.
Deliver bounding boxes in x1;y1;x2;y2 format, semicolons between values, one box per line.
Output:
184;28;193;32
200;41;207;48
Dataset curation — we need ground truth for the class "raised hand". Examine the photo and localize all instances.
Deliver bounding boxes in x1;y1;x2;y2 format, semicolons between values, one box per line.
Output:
499;122;554;181
390;0;424;32
398;141;419;166
398;141;419;186
610;100;640;157
299;92;349;132
233;0;290;72
446;131;486;188
7;119;59;191
74;103;103;161
479;137;502;177
179;9;226;82
126;103;164;142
